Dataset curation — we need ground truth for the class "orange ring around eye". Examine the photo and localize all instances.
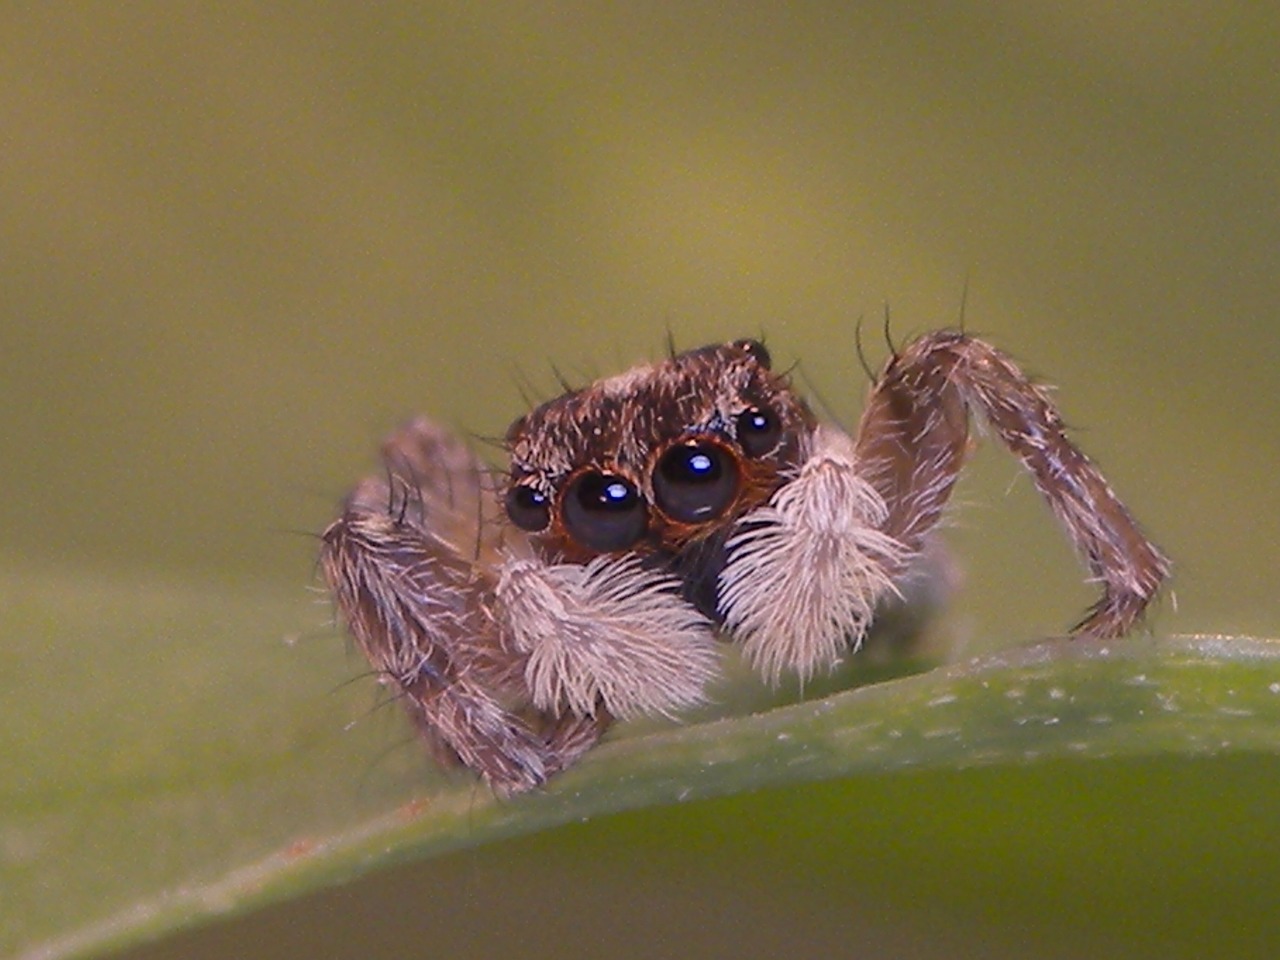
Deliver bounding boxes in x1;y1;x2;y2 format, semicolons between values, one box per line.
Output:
652;438;742;524
561;470;649;553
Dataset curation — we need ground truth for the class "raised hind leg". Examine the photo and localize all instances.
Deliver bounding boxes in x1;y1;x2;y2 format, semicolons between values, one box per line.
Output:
852;330;1170;637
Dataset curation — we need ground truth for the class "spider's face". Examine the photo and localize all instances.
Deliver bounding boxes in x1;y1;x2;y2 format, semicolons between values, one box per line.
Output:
503;339;817;563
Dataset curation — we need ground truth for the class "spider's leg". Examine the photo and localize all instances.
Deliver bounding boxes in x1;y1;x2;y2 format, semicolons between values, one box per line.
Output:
717;424;910;684
322;419;595;794
539;710;615;778
853;330;1170;637
493;552;721;721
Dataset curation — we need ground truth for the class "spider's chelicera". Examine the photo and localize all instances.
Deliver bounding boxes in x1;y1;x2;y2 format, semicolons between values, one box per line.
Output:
321;331;1170;792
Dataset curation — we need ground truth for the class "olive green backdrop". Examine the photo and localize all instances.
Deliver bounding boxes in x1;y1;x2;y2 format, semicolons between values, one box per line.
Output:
2;4;1278;959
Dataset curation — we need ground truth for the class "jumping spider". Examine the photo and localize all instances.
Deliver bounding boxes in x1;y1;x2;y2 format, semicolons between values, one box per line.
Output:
321;331;1169;793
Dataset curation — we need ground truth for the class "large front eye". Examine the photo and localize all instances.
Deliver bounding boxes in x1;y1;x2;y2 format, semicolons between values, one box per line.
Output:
654;441;739;523
562;472;647;552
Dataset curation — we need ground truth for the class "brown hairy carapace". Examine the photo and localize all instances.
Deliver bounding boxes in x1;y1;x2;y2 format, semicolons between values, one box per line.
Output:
321;331;1170;792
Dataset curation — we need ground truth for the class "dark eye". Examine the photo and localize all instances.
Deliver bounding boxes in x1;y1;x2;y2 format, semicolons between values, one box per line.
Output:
736;406;782;457
733;338;771;369
654;441;739;524
562;472;647;552
505;484;551;532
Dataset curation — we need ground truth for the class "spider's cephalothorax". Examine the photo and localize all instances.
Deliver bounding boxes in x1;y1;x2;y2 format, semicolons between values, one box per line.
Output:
503;339;816;612
321;331;1170;793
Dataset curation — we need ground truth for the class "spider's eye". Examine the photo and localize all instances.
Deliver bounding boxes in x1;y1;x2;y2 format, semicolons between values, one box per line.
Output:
654;441;739;524
563;472;647;552
505;484;551;532
733;338;771;369
736;405;782;457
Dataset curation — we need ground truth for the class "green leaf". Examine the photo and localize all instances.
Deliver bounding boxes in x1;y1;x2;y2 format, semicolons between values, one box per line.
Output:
3;565;1278;960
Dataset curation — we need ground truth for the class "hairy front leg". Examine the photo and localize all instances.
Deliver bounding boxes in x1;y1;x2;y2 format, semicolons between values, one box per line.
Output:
321;420;610;794
717;424;910;683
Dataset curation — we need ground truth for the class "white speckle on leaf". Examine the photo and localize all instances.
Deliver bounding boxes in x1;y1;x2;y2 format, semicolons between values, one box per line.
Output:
922;727;961;740
1217;706;1255;718
927;693;958;707
1048;687;1067;701
834;719;884;739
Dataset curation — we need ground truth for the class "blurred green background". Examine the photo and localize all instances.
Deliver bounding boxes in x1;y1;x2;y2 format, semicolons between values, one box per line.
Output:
2;3;1278;959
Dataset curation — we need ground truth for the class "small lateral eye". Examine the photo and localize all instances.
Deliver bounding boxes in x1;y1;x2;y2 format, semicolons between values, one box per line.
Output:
736;405;782;457
654;441;739;524
505;484;551;532
732;338;771;369
562;472;648;552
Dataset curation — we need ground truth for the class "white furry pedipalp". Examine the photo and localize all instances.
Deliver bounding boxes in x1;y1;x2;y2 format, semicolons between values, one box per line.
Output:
718;425;910;684
494;554;720;720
